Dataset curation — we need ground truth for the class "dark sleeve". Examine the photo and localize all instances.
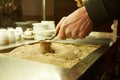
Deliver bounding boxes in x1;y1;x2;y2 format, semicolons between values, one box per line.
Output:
85;0;120;26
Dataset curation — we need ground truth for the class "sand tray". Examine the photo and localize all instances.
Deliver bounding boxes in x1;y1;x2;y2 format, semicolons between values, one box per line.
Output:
3;42;100;68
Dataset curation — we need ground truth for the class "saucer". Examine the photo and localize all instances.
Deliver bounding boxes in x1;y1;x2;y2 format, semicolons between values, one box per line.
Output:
23;35;34;40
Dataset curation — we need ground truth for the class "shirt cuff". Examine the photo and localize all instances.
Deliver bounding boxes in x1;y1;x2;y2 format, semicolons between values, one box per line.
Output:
85;0;111;26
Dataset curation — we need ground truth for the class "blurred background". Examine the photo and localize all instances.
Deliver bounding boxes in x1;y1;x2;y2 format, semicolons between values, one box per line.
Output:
0;0;77;27
0;0;120;33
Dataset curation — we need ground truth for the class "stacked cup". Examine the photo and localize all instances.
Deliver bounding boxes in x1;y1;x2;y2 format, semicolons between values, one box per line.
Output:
32;23;55;40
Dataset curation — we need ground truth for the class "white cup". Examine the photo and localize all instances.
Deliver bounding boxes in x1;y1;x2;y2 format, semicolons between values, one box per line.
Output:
0;29;9;45
41;21;55;29
15;27;23;41
7;28;16;43
32;23;48;34
40;29;55;37
24;28;33;36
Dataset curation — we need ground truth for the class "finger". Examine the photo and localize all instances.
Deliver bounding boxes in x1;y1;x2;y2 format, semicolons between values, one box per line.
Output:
58;25;66;40
71;31;78;39
78;26;88;38
78;33;86;39
56;17;67;33
65;30;71;38
78;19;89;38
72;35;78;39
56;17;67;40
78;26;92;38
71;26;79;39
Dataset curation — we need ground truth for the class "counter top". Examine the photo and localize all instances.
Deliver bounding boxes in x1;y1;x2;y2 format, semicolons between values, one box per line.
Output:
0;38;114;80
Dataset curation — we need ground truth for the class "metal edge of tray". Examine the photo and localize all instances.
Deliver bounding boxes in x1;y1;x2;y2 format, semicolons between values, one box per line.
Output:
56;37;113;46
50;38;113;80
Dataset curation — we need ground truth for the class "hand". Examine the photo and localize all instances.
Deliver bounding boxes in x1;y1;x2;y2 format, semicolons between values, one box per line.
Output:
56;6;93;39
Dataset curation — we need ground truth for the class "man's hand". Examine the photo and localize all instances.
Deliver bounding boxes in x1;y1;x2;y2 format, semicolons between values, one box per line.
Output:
56;6;93;39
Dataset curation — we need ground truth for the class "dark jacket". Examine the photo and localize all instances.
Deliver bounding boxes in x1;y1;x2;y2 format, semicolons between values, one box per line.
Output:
85;0;120;26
